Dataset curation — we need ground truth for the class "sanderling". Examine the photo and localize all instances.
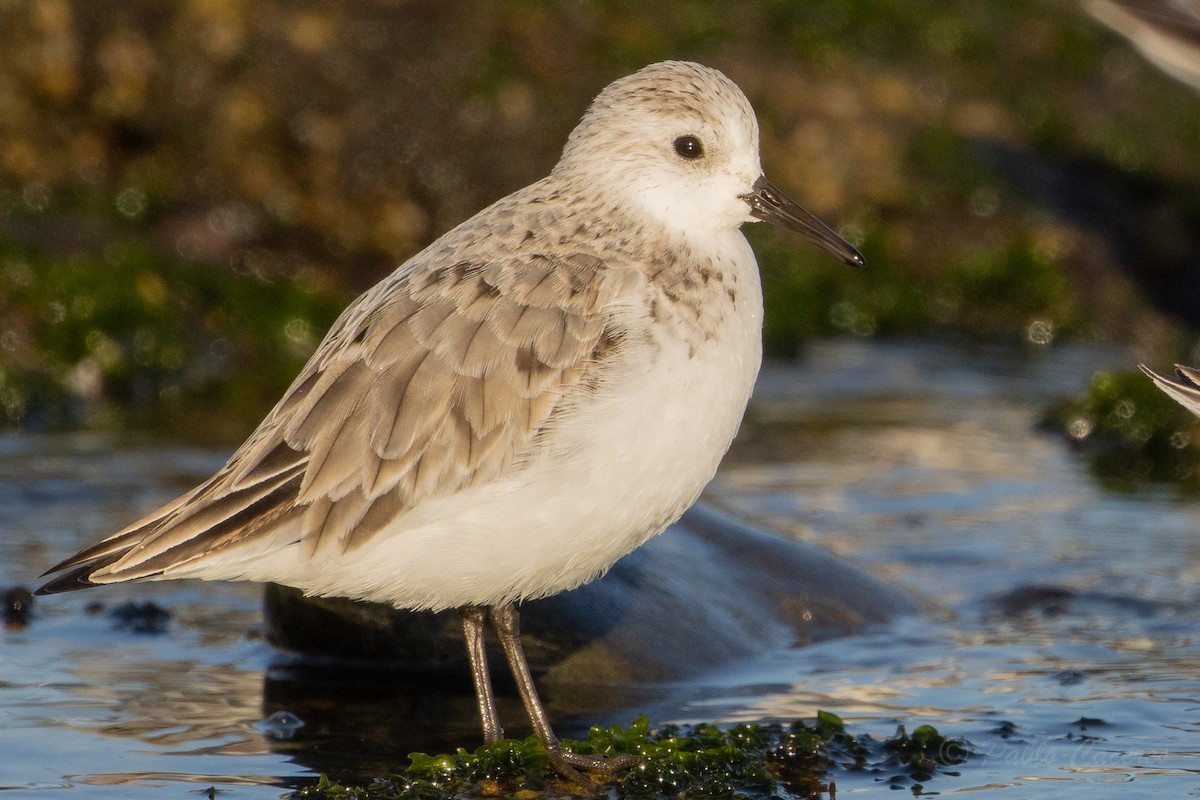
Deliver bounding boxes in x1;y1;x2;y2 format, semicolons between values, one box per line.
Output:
1141;363;1200;416
38;60;863;782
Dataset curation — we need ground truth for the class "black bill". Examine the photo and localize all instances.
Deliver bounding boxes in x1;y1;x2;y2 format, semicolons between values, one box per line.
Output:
741;175;865;267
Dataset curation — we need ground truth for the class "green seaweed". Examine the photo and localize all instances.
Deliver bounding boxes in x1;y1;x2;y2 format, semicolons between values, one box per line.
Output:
1044;368;1200;490
0;237;347;434
1;0;1199;430
291;713;971;800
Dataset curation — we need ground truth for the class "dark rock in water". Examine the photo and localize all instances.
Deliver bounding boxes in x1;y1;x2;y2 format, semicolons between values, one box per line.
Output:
264;503;926;683
110;600;172;635
3;587;33;626
986;583;1174;621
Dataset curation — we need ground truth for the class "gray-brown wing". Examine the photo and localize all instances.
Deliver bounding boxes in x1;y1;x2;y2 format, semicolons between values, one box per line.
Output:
38;252;630;591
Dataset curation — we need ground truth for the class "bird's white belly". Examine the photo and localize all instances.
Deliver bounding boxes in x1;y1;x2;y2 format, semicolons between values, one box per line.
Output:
280;279;763;610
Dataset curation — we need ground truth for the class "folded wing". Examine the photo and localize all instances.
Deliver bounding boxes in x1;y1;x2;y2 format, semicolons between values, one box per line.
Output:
38;252;626;593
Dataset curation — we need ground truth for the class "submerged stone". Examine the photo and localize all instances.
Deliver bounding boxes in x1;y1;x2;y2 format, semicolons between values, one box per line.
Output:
264;503;927;684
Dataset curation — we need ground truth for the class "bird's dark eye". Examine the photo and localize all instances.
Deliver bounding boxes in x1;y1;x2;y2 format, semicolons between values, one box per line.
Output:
673;135;704;160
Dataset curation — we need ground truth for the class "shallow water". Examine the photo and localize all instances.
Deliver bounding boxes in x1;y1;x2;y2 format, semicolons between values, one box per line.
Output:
2;339;1199;797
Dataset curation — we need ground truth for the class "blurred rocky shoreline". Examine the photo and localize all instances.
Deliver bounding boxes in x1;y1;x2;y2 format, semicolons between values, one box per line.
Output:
3;1;1200;436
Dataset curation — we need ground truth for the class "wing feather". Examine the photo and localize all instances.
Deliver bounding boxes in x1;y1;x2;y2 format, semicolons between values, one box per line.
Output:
374;349;454;460
38;243;635;590
1141;363;1200;417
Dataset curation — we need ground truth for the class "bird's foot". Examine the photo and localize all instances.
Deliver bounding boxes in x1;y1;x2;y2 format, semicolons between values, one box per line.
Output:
547;747;641;785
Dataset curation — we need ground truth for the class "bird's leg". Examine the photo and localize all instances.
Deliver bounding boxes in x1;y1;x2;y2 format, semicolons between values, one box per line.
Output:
460;605;503;745
488;603;640;782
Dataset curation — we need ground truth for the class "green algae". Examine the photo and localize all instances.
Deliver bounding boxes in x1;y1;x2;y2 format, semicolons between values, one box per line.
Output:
757;223;1082;356
1;0;1199;431
0;237;347;434
291;713;970;800
1044;368;1200;490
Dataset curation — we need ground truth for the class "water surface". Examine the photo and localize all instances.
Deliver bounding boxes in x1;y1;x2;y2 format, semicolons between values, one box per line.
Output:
2;340;1198;797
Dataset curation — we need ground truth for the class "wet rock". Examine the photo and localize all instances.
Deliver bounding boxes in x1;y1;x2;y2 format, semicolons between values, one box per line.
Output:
988;584;1076;617
987;584;1172;620
264;503;927;684
3;586;33;626
110;599;171;634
